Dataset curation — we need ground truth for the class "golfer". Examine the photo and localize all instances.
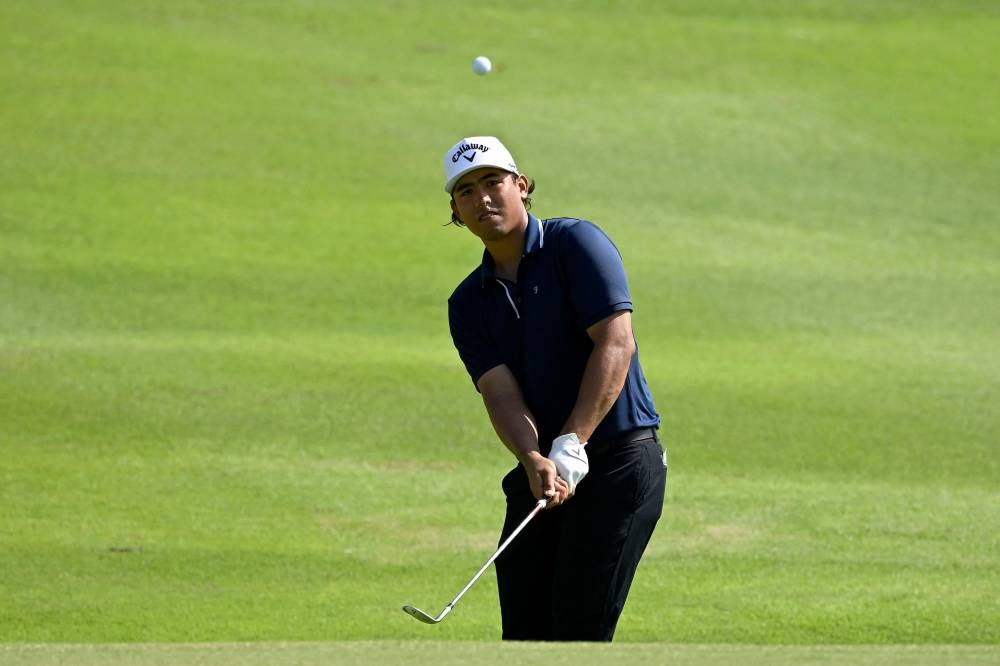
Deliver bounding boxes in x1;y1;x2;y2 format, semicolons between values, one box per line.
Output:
443;136;667;641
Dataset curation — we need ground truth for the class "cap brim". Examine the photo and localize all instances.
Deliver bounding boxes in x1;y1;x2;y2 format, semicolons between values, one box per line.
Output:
445;166;518;193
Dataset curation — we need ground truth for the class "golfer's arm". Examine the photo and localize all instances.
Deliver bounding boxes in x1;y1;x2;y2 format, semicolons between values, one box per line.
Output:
561;310;635;443
476;365;543;465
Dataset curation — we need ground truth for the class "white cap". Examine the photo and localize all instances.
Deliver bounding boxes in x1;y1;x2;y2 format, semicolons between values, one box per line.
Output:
442;136;519;193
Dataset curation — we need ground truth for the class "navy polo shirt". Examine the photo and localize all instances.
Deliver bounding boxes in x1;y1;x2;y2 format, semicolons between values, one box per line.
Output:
448;215;660;448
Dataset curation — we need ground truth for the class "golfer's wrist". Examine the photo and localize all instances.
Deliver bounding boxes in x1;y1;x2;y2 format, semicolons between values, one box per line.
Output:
553;432;586;448
517;449;546;467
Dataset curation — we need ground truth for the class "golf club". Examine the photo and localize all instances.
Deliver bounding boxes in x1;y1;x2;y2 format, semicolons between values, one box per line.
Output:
402;497;548;624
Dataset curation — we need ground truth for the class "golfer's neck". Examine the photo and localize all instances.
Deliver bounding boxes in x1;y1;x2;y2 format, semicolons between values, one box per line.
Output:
485;214;528;281
486;239;523;282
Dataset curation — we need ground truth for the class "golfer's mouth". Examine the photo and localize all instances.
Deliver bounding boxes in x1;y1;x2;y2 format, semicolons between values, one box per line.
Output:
478;209;501;221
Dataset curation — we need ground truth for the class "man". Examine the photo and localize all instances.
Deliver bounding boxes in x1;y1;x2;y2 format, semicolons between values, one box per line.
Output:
444;135;667;642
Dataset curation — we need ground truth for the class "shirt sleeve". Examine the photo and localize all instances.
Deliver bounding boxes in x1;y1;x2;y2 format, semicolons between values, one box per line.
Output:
448;292;502;390
558;220;633;329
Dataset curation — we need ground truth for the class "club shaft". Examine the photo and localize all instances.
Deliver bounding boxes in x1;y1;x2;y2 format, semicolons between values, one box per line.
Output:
444;498;547;612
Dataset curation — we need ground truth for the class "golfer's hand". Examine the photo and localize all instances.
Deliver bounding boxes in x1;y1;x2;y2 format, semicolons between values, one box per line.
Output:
520;452;570;507
549;433;589;494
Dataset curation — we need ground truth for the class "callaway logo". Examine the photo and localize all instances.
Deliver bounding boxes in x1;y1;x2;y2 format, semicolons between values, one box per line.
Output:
451;142;490;163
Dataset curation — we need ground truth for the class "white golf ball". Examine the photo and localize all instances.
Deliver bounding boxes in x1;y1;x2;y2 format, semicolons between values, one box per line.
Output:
472;56;492;76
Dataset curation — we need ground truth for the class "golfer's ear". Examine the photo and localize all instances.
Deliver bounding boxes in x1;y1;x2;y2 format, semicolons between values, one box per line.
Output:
516;174;529;194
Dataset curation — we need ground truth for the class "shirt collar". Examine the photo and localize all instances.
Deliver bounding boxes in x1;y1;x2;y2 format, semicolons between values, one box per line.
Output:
479;214;544;285
524;213;545;254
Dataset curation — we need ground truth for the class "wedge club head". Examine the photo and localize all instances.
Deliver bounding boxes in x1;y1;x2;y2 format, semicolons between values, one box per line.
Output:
402;603;452;625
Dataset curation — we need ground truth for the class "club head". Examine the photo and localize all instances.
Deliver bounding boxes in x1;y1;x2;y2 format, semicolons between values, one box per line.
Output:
402;605;439;624
402;604;450;624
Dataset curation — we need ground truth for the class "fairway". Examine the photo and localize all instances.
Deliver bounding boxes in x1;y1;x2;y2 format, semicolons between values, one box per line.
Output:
2;0;999;657
4;642;1000;666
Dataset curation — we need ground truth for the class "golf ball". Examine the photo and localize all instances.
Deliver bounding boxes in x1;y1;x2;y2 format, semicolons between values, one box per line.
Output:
472;56;492;76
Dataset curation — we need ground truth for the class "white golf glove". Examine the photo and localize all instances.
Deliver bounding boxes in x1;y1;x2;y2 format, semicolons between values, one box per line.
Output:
548;433;589;493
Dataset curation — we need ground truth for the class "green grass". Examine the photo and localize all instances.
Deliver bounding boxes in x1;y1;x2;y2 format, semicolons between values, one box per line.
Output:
4;642;1000;666
1;0;999;654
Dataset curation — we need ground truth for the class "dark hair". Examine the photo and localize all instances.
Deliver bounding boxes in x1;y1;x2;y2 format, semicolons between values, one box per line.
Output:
448;174;535;227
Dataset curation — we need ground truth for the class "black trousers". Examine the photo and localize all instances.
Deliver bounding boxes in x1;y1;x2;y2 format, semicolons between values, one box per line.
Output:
495;429;667;641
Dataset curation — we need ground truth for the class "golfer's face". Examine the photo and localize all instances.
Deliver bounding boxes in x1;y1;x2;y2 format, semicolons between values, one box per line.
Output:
451;169;528;242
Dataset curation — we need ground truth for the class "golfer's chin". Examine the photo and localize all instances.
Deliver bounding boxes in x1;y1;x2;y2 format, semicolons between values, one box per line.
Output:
471;215;510;240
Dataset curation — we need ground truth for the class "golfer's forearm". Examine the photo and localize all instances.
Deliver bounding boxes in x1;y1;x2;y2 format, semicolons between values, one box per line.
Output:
562;334;634;443
483;392;542;464
477;365;542;463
